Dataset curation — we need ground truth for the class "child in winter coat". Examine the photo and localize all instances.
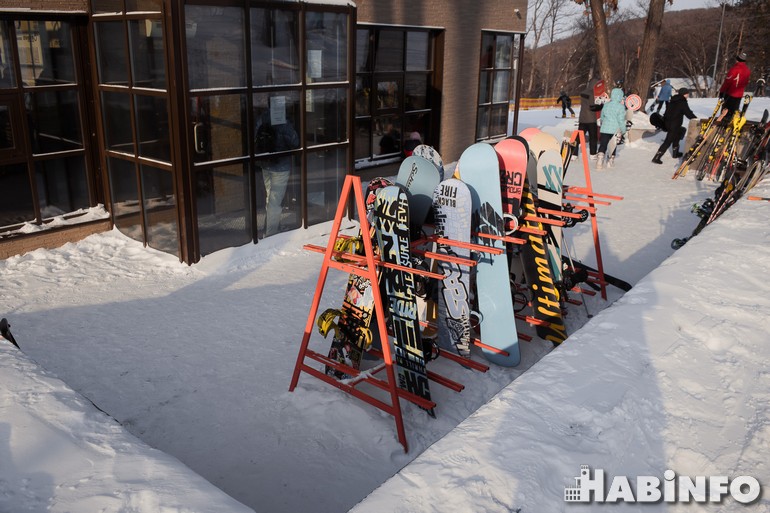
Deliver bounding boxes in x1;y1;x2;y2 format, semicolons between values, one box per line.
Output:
596;87;627;169
557;91;575;118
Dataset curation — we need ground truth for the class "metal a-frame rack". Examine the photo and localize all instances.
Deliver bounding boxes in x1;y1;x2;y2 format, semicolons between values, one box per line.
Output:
289;174;489;452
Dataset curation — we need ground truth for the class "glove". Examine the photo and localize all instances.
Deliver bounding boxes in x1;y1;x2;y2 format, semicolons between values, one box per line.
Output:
718;92;725;100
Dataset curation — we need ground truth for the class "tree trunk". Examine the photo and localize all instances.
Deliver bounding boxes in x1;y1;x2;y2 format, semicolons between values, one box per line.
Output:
633;0;666;112
589;0;614;88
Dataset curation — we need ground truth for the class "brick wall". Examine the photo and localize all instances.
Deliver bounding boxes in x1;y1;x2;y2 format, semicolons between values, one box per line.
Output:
355;0;527;163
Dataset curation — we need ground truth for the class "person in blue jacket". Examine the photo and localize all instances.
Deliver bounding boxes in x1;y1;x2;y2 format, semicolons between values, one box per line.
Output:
655;79;673;113
596;87;627;169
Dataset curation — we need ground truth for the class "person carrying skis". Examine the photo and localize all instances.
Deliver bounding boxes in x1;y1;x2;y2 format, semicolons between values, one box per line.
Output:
654;80;673;113
652;88;697;165
596;87;627;169
716;52;751;124
556;90;575;118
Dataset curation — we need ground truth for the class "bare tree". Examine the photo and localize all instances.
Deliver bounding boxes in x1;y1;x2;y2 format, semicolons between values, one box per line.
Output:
632;0;667;111
573;0;617;87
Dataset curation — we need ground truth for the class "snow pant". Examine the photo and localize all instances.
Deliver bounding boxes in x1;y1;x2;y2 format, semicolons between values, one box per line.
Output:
598;132;619;157
655;100;668;113
577;121;598;155
657;126;686;155
562;105;575;116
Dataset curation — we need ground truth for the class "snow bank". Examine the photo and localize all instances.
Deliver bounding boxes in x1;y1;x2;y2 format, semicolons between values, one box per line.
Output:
0;344;254;513
350;178;770;512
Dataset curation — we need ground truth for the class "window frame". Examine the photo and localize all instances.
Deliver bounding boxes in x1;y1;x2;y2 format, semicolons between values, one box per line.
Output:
476;30;521;142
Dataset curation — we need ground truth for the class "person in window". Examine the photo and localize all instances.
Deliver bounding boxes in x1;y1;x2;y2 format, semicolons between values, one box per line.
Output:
403;131;422;157
257;109;299;237
379;123;400;155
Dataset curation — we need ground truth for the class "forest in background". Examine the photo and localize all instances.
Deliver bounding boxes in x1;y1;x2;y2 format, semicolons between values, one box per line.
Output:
523;0;769;100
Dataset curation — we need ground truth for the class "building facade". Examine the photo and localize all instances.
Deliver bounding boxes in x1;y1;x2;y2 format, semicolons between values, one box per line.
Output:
0;0;525;264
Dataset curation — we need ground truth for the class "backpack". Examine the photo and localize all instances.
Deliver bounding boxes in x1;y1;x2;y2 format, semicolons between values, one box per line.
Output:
256;123;275;153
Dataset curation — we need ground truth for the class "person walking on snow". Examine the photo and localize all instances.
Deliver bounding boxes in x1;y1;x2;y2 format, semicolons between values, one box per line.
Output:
557;91;575;118
652;88;697;165
655;80;673;113
717;52;751;124
596;88;627;169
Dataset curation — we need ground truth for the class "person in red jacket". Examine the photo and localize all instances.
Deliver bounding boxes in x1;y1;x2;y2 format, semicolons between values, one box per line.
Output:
716;52;751;124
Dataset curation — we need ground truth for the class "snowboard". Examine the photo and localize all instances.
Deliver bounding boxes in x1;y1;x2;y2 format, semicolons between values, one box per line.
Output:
322;178;392;378
535;149;565;285
432;178;472;357
374;185;434;416
412;144;445;182
457;143;520;367
495;137;528;236
0;318;19;349
396;155;442;240
519;177;568;345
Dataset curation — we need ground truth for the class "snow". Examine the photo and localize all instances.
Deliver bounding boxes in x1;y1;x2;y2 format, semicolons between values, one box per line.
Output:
1;97;769;513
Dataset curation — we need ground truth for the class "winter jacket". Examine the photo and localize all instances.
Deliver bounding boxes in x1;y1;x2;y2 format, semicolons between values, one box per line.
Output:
662;94;696;132
579;80;599;124
657;81;673;102
599;88;627;136
557;93;572;108
720;61;751;98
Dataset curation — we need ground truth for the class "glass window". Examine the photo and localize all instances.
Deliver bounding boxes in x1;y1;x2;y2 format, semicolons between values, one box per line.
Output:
253;91;300;155
256;153;300;238
185;5;246;90
477;31;518;141
305;12;347;83
353;118;370;161
0;22;16;88
102;91;133;154
141;164;177;255
251;8;300;87
405;74;428;111
376;79;399;110
135;94;170;162
355;30;371;73
129;19;166;90
0;164;35;228
355;76;371;116
305;87;347;146
190;94;247;163
26;90;83;154
35;156;89;219
306;147;345;226
95;21;129;86
406;32;429;71
374;115;401;156
17;21;76;86
196;164;252;256
375;30;403;72
107;157;142;239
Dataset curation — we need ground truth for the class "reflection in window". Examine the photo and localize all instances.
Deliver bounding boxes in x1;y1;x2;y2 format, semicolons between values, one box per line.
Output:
27;90;83;154
256;153;300;238
196;164;251;256
108;157;142;239
141;164;177;254
0;106;14;150
375;30;403;72
305;88;346;146
95;21;129;86
376;80;398;110
306;147;345;226
305;12;347;83
190;94;247;163
129;19;166;89
406;32;429;71
0;22;16;88
0;164;35;228
127;0;161;13
102;91;133;154
374;116;400;156
405;75;427;111
16;21;76;86
356;30;371;73
251;8;299;87
135;94;170;162
35;156;89;219
185;5;246;90
92;0;123;14
253;91;300;155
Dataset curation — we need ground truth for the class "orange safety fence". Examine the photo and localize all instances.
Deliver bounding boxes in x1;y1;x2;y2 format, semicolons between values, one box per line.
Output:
518;96;580;110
